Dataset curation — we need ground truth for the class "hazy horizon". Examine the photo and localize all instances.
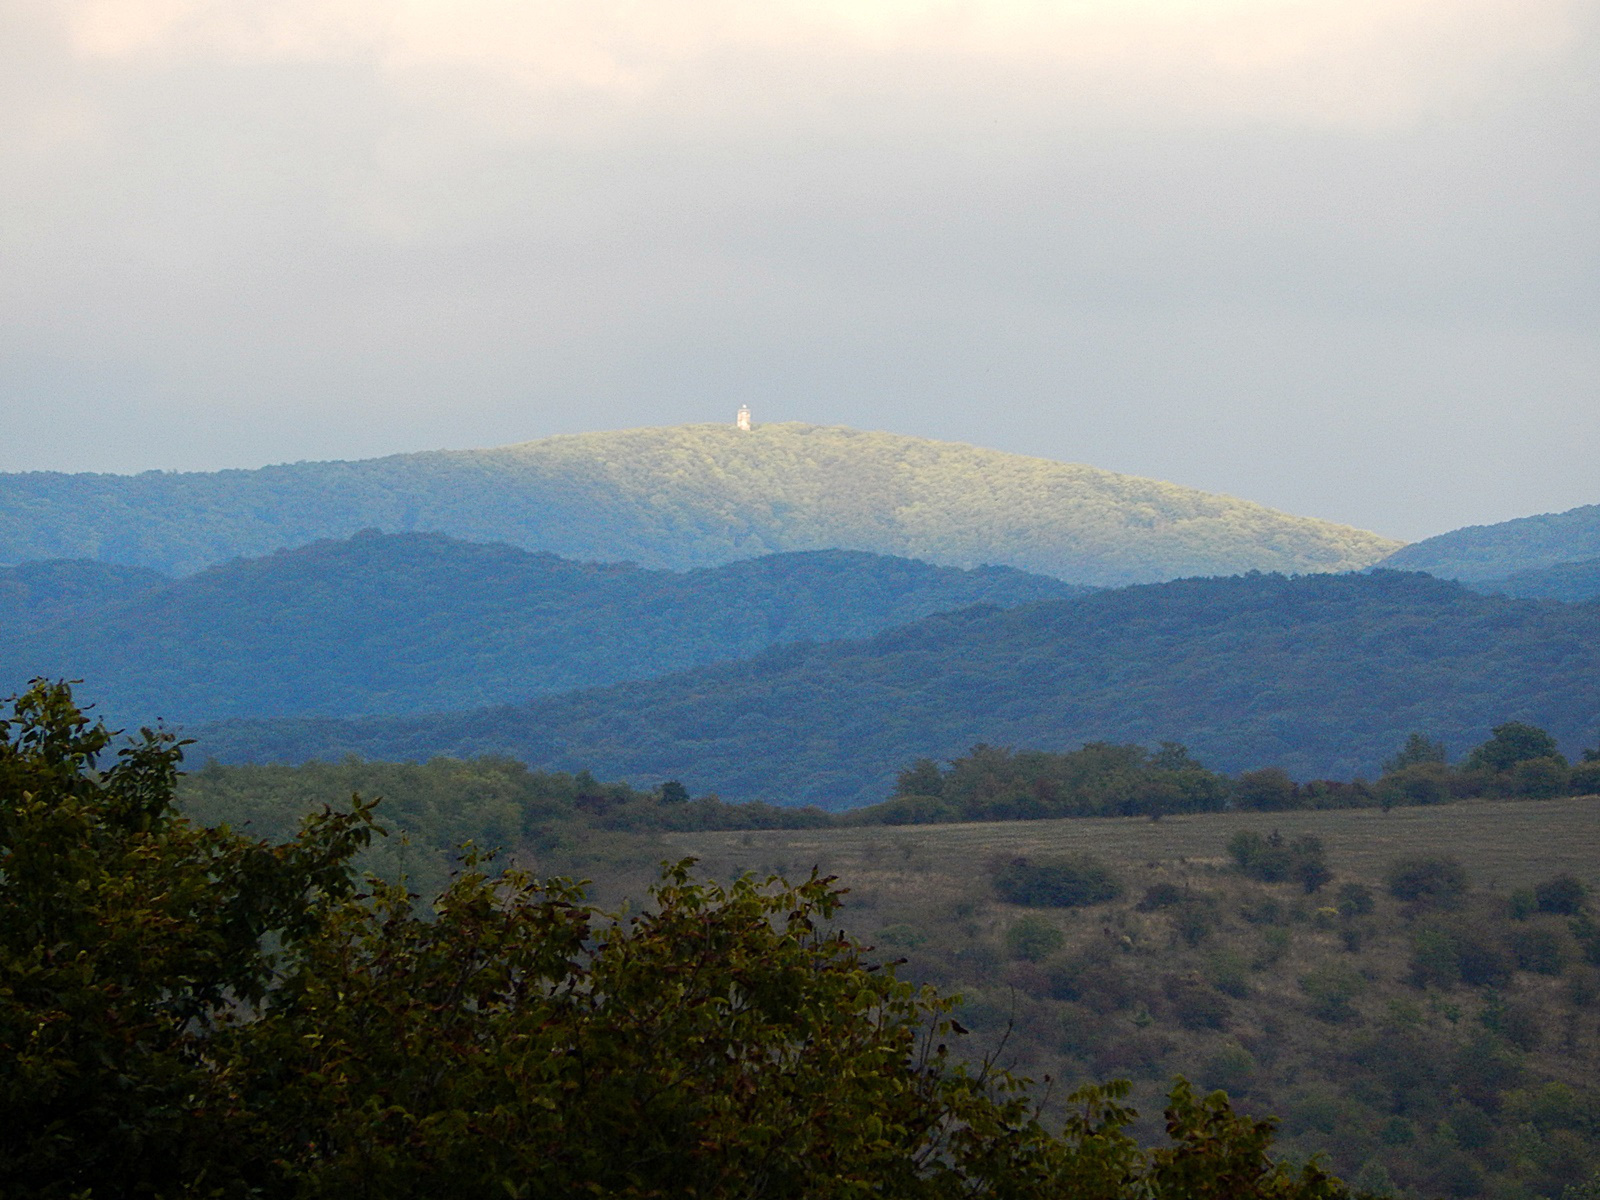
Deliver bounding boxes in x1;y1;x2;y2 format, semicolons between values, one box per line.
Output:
3;0;1597;542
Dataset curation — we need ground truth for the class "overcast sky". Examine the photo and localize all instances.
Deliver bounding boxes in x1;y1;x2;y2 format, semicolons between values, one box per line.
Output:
1;0;1595;540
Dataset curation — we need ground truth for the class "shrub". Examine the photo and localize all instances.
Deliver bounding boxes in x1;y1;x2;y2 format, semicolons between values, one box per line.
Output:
1535;874;1589;915
1510;755;1570;798
1300;963;1366;1023
1508;888;1538;920
1233;768;1299;811
1387;857;1469;904
1136;882;1186;910
1171;901;1215;947
1163;975;1233;1031
1410;929;1462;989
1229;831;1328;891
1407;923;1523;989
1570;758;1600;796
1047;951;1136;1013
1205;949;1251;998
1508;925;1570;975
991;855;1122;908
1456;935;1515;988
1003;915;1065;962
1200;1042;1258;1095
1336;882;1375;918
1375;761;1453;808
876;923;928;950
1480;994;1543;1051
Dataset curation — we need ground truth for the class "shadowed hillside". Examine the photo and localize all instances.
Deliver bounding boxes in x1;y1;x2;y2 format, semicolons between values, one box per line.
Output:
0;559;168;636
0;532;1082;724
0;424;1400;585
1380;502;1600;582
1476;557;1600;602
192;571;1600;808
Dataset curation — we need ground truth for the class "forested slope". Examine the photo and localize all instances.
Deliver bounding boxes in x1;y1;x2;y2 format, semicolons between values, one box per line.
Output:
1380;502;1600;581
1476;557;1600;603
194;571;1600;808
0;559;167;636
0;533;1082;724
0;423;1400;584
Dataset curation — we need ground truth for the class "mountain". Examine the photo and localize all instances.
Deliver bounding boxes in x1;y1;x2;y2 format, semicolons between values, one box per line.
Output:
0;423;1400;585
0;560;168;638
0;532;1084;725
1476;557;1600;603
192;571;1600;809
1378;502;1600;581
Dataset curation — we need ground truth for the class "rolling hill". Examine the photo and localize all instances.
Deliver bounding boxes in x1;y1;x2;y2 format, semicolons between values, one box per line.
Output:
0;532;1082;725
1379;502;1600;581
0;559;168;637
0;424;1400;585
1476;556;1600;603
192;571;1600;808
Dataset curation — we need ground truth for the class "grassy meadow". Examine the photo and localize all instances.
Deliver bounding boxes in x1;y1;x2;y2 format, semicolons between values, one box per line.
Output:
664;796;1600;894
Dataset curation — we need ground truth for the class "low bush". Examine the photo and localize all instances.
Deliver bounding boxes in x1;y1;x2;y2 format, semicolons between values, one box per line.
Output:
1387;857;1469;904
1003;915;1065;962
991;855;1122;908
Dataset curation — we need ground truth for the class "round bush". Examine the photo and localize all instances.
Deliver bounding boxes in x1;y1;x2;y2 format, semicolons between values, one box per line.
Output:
992;855;1123;908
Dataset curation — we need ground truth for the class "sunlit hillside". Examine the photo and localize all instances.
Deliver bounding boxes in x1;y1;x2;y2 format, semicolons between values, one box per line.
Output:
0;424;1400;585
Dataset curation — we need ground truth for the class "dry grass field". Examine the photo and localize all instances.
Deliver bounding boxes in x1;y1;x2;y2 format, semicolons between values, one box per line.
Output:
666;796;1600;895
655;797;1600;1197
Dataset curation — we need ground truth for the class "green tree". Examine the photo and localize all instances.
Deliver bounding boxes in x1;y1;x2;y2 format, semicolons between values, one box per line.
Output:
1465;722;1563;773
0;681;377;1196
1382;733;1447;775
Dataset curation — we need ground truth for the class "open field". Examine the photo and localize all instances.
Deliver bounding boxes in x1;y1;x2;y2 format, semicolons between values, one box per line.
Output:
666;796;1600;894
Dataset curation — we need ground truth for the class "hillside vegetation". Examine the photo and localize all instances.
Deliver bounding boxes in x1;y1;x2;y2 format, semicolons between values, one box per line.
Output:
178;742;1600;1199
194;571;1600;807
1380;503;1600;582
1477;557;1600;603
6;682;1364;1200
0;559;166;636
0;534;1081;725
671;802;1600;1200
0;423;1400;584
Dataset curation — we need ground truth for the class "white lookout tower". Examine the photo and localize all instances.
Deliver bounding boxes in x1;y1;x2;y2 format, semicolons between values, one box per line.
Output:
736;404;752;431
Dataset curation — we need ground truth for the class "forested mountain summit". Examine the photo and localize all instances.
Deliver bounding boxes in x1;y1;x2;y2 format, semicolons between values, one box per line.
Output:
196;570;1600;809
1379;501;1600;582
0;532;1083;725
0;423;1400;584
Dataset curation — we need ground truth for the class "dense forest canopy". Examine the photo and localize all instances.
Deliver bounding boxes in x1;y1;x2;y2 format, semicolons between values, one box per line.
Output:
1379;502;1600;582
1474;557;1600;603
0;535;1082;725
0;423;1399;584
193;571;1600;808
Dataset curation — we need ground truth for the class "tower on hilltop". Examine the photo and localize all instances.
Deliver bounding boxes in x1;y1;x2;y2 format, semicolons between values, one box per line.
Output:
736;405;752;431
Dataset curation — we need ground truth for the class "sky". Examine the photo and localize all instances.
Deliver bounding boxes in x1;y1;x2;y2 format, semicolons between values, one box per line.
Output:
1;0;1596;541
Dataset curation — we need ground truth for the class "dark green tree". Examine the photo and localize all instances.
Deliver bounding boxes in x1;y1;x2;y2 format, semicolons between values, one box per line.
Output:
1382;733;1447;775
0;681;377;1196
1464;722;1563;773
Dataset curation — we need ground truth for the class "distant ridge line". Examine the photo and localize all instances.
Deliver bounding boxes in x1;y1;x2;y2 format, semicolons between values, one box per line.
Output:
0;422;1401;584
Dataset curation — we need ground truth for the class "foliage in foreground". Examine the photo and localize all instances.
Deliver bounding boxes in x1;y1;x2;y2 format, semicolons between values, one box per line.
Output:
0;683;1364;1199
